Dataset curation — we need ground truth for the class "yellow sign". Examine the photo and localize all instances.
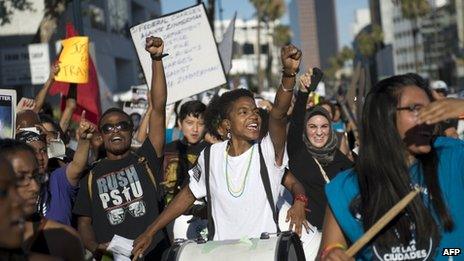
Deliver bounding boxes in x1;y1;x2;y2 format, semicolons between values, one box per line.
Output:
55;36;89;83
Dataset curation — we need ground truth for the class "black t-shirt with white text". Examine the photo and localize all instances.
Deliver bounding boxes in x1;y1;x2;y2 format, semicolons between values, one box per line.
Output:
73;138;165;248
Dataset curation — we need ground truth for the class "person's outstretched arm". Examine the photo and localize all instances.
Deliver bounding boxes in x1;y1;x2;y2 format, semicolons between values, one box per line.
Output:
282;170;309;236
135;94;153;143
33;62;60;113
269;44;302;166
132;186;196;259
287;70;312;157
66;111;94;186
145;36;167;156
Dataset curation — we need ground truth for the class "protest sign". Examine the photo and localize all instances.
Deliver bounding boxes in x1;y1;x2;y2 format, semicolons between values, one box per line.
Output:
0;89;17;139
131;85;148;103
0;44;50;86
55;36;89;84
123;101;147;131
130;3;226;104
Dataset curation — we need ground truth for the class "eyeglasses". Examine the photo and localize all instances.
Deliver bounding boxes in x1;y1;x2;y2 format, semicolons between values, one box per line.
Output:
100;121;133;134
16;173;46;187
396;104;424;113
107;201;146;225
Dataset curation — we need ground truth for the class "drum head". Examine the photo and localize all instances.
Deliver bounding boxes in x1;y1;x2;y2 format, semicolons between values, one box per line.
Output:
276;232;306;261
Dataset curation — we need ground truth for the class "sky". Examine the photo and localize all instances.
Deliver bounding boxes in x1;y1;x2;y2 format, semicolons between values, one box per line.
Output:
160;0;369;50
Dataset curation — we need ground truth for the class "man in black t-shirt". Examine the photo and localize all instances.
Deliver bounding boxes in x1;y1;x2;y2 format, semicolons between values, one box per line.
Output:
73;36;169;260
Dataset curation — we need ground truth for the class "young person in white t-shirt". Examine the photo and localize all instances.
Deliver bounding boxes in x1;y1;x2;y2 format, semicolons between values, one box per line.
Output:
132;44;309;258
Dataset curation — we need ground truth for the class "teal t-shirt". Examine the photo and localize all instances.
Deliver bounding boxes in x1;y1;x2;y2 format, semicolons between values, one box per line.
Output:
325;137;464;260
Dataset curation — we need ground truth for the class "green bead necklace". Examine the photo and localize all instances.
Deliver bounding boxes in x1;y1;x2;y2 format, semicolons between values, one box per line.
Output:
224;144;255;198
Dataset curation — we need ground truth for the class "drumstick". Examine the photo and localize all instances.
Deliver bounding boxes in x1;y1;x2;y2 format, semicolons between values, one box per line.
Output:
346;188;420;257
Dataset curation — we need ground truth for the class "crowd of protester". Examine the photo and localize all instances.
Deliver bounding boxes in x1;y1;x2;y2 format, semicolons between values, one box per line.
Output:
0;35;463;261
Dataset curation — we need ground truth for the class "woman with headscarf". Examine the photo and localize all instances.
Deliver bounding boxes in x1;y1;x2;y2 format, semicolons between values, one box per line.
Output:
287;69;353;230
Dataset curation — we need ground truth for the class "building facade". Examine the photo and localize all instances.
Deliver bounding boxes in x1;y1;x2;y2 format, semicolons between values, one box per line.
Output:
0;0;161;110
288;0;339;71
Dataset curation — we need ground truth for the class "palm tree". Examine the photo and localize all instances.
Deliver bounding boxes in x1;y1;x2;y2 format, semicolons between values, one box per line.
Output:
263;0;285;90
394;0;430;72
250;0;266;93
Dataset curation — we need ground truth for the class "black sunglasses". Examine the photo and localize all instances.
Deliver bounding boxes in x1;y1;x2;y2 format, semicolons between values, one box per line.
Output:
100;121;133;134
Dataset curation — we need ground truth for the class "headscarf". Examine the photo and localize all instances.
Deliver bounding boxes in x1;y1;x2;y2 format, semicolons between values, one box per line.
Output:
302;106;338;165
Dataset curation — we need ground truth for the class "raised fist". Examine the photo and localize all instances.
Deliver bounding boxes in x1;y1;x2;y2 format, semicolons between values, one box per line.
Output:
145;36;164;57
281;44;302;73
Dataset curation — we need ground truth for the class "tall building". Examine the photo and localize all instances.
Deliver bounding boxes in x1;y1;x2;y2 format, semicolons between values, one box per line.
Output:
352;9;371;39
288;0;339;71
0;0;161;109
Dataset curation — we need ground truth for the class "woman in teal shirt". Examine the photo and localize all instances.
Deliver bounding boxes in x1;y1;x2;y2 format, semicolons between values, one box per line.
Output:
320;73;464;260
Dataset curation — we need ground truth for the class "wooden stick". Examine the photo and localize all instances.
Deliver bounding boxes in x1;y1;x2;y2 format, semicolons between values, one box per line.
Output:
346;188;420;257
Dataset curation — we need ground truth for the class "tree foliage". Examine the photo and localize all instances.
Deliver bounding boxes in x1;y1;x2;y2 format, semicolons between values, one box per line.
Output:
395;0;430;20
0;0;34;25
356;24;383;58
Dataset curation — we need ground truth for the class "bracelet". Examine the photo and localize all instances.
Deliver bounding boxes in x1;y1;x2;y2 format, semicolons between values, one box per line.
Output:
282;68;299;78
294;193;309;206
321;243;347;258
280;84;294;93
150;53;169;60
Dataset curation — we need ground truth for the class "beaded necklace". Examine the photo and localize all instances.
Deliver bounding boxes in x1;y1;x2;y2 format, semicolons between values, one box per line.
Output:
224;143;255;198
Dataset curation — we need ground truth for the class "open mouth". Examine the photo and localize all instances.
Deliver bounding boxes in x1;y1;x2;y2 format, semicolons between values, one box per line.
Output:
246;123;259;131
111;136;123;143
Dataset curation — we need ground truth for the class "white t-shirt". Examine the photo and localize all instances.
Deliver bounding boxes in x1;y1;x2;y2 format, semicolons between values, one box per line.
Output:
188;134;288;240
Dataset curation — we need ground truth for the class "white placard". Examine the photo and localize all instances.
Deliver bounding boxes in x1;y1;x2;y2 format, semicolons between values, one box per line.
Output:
130;3;226;104
0;44;50;86
0;89;17;139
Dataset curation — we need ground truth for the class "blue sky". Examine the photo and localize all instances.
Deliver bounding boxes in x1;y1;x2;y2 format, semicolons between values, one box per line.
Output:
160;0;368;49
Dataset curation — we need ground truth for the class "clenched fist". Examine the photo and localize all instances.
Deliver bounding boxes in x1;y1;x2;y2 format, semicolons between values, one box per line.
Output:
281;44;302;74
145;36;164;59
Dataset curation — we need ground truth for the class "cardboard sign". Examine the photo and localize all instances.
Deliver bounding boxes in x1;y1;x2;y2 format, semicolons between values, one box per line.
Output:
55;36;89;84
0;89;17;139
130;3;226;104
0;44;51;86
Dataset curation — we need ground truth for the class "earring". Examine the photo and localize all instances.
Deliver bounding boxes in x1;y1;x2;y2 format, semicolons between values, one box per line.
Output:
227;130;232;139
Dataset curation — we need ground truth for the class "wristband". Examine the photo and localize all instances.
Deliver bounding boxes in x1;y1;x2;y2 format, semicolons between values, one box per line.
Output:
321;243;347;258
294;194;309;206
280;84;294;93
282;68;299;78
150;53;169;60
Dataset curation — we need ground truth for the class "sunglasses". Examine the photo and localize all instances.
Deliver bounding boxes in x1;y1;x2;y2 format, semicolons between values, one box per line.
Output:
100;121;133;134
107;201;146;225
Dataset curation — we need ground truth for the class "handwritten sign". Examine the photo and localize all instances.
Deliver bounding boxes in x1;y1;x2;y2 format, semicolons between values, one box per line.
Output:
55;36;89;84
130;4;226;104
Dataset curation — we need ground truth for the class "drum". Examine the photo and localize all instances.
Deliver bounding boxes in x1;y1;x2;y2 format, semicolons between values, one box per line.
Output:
278;202;321;261
163;231;305;261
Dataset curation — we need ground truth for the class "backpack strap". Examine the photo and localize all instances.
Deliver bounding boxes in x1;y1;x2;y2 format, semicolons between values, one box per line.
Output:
258;143;280;232
131;151;158;190
204;145;215;240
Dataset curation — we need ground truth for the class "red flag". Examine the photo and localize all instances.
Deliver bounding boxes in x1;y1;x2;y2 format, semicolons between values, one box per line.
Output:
49;23;101;125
